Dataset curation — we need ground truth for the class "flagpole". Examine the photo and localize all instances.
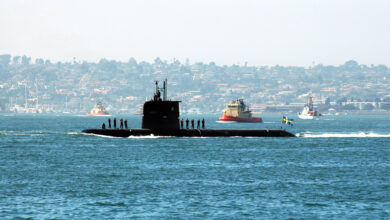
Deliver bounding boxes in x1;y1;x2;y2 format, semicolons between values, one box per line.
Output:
281;115;284;129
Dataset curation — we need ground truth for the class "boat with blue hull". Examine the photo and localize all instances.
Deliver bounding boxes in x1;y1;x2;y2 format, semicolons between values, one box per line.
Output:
82;79;295;138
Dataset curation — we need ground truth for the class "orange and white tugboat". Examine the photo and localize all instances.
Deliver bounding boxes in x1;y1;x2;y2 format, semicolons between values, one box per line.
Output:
298;96;322;119
218;99;262;123
87;102;109;116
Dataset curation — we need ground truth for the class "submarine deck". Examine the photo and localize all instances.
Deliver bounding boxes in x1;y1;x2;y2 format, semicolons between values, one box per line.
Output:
82;128;296;137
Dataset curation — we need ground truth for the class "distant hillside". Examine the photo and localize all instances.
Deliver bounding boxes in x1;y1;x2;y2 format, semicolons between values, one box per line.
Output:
1;54;389;113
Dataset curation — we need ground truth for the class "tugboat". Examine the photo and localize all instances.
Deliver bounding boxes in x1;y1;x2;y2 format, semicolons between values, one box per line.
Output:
298;96;322;120
218;99;262;123
86;102;109;116
82;80;295;137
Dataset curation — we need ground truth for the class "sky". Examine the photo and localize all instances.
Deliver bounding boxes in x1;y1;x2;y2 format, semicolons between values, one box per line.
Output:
1;0;390;66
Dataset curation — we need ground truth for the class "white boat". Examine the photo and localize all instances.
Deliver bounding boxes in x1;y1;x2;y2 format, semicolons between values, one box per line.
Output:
135;104;143;115
298;96;322;120
323;108;338;116
87;102;109;116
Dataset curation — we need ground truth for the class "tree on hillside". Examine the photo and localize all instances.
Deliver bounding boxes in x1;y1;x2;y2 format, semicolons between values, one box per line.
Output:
128;57;137;66
21;56;31;65
98;58;117;72
342;60;360;71
0;54;11;67
13;56;21;64
80;61;90;73
154;57;162;65
35;58;44;65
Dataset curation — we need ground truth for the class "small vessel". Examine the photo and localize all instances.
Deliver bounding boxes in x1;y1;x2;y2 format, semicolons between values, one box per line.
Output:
135;104;143;115
87;102;109;116
63;96;70;114
218;99;262;123
298;96;322;119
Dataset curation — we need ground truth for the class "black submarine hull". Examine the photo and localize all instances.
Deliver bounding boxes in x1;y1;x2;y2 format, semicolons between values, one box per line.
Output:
82;129;296;137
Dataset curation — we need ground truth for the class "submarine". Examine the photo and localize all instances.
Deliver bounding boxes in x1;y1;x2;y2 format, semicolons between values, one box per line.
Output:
82;80;295;138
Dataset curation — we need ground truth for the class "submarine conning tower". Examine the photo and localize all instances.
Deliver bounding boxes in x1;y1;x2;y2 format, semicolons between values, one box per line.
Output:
142;79;180;130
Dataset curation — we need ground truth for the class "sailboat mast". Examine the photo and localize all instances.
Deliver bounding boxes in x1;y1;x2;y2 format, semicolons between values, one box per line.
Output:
35;79;39;110
24;83;27;111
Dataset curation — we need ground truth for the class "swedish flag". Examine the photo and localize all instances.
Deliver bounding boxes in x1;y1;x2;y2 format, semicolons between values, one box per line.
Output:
282;116;295;126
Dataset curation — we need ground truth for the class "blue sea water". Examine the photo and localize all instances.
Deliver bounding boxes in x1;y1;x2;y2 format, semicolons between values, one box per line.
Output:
0;113;389;219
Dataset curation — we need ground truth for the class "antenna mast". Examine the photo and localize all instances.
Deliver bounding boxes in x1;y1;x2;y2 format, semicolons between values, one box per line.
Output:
163;79;167;101
155;80;159;94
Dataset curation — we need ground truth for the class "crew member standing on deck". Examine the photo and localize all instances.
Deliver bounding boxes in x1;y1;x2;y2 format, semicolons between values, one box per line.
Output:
124;120;128;128
180;118;184;129
108;118;111;128
197;119;200;129
102;123;106;129
202;118;205;129
120;118;123;128
191;119;194;129
114;118;117;128
186;118;189;129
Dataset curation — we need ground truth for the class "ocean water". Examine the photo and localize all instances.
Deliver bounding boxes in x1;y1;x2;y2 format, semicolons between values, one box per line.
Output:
0;113;389;219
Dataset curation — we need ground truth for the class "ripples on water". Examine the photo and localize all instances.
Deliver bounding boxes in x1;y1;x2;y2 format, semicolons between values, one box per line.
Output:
0;114;389;219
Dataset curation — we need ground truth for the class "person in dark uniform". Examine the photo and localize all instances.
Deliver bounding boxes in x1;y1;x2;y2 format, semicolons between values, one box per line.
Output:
191;119;194;129
180;118;184;129
185;118;189;129
102;123;106;129
202;118;205;129
113;118;117;128
124;120;128;129
197;119;200;129
120;118;123;128
108;118;111;128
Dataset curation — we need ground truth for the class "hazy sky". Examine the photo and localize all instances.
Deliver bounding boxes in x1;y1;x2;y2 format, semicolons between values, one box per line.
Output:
1;0;389;66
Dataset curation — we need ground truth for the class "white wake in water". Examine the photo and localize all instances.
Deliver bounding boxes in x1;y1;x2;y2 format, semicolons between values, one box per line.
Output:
67;132;122;138
0;130;47;136
67;132;82;135
128;135;167;139
300;132;390;138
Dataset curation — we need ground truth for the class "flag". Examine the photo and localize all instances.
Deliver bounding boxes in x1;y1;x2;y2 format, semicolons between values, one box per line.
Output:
282;116;295;126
